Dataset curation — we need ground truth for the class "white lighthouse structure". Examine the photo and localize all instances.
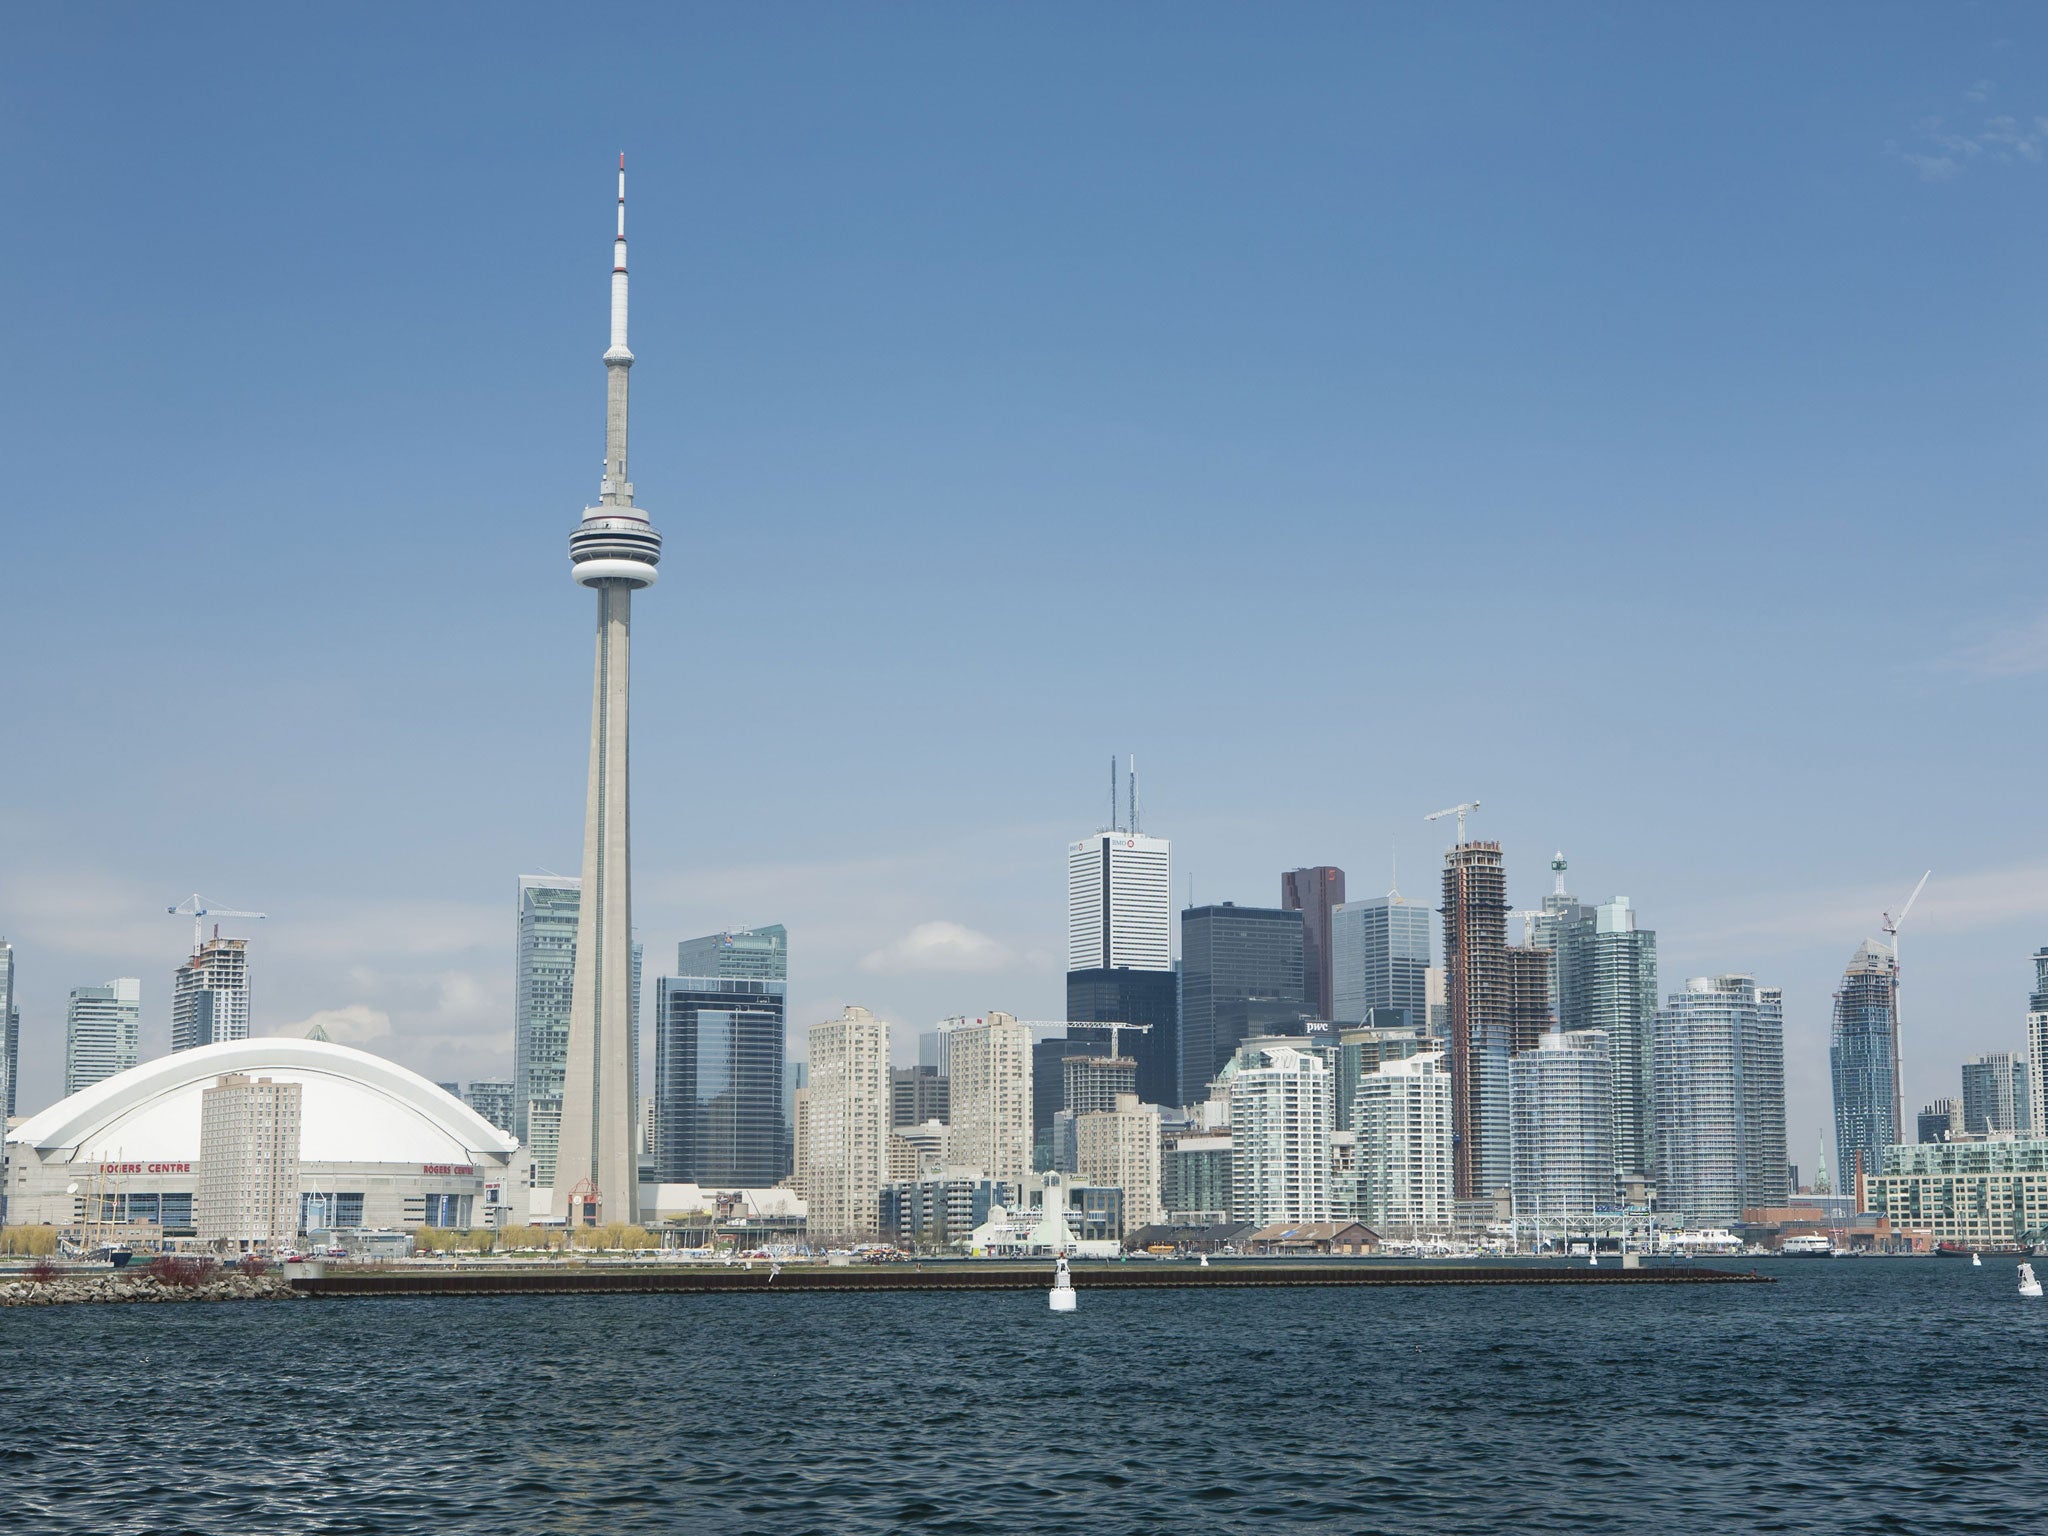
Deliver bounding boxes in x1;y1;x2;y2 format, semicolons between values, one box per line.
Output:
553;156;659;1223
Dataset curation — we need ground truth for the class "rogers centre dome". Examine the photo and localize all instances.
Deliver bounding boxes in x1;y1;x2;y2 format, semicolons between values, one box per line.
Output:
3;1038;519;1237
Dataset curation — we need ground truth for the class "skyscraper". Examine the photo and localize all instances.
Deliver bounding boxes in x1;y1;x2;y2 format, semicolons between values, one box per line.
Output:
1329;895;1432;1028
946;1012;1035;1185
0;940;19;1120
64;978;141;1095
2027;946;2048;1135
1178;904;1308;1105
1441;840;1511;1199
1227;1043;1333;1227
513;875;581;1142
802;1006;891;1240
1830;938;1900;1195
1067;824;1177;1105
1508;1029;1615;1231
463;1080;517;1134
1075;1093;1163;1230
1282;866;1346;1021
890;1065;948;1128
196;1073;302;1251
654;925;789;1187
171;938;249;1053
555;159;663;1226
1655;974;1788;1224
1961;1051;2030;1137
1351;1051;1454;1238
1554;896;1659;1181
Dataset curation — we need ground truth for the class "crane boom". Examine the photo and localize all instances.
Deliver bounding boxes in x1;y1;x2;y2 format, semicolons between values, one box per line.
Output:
167;892;268;955
1424;800;1482;845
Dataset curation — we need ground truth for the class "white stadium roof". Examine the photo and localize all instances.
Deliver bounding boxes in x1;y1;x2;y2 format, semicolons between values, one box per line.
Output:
5;1037;518;1166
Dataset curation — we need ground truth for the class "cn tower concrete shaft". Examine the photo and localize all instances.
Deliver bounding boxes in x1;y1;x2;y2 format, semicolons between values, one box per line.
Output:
554;156;659;1224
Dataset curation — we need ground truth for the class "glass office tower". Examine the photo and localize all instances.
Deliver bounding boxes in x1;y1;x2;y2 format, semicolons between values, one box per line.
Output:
655;925;789;1186
1330;896;1433;1028
1178;904;1308;1105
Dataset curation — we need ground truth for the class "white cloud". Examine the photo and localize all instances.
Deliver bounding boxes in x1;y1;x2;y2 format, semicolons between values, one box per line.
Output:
1948;614;2048;678
858;921;1019;975
1675;863;2048;955
1896;94;2048;178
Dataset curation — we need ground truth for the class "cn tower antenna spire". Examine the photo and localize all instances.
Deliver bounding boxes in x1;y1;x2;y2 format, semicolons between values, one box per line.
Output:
599;152;634;508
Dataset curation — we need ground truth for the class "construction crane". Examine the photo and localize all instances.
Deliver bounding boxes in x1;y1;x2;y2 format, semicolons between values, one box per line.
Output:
167;893;268;956
1879;870;1931;1154
1425;801;1482;845
936;1015;1151;1058
1882;870;1931;962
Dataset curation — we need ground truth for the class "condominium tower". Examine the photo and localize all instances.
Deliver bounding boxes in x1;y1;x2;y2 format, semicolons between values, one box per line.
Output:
1830;938;1901;1193
64;978;141;1095
1656;974;1788;1224
802;1006;891;1240
171;938;250;1053
554;158;663;1226
0;940;19;1120
196;1073;303;1250
1351;1051;1453;1237
655;925;789;1186
2028;946;2048;1135
1961;1051;2031;1137
513;876;581;1141
946;1012;1035;1186
1228;1043;1333;1227
1554;896;1659;1181
1442;841;1519;1199
1508;1029;1615;1229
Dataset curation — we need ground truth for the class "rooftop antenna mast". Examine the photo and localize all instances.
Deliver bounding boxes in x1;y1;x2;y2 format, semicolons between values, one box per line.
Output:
1129;755;1139;835
1109;755;1118;833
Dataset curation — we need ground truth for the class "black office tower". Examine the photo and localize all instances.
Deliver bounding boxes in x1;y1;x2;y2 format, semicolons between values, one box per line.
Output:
655;925;789;1186
1177;903;1309;1105
1064;967;1179;1106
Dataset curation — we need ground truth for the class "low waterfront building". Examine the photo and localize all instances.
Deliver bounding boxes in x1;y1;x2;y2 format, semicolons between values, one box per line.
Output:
3;1038;516;1239
1864;1138;2048;1247
878;1172;1018;1250
1162;1131;1232;1223
1242;1220;1379;1256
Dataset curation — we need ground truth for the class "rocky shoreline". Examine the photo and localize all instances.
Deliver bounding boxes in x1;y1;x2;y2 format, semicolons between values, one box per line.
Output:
1;1272;305;1306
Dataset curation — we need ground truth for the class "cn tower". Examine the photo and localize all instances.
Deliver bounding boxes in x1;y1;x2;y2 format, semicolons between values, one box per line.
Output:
554;156;659;1224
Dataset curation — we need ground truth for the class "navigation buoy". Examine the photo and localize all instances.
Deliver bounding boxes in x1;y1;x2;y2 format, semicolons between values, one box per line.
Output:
1049;1253;1077;1312
2021;1262;2043;1299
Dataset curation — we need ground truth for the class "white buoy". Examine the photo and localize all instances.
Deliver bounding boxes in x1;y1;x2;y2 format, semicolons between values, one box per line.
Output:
2020;1262;2042;1299
1973;1252;1983;1267
1049;1252;1077;1312
1588;1250;1598;1267
1199;1252;1209;1268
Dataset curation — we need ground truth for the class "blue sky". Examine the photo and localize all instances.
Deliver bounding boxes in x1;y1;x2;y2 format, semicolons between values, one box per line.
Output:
6;4;2048;1167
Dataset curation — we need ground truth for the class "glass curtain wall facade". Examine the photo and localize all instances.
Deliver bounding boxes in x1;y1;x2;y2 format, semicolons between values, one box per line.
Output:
1961;1051;2031;1136
514;876;582;1142
1831;938;1900;1194
1177;904;1308;1106
1508;1030;1614;1232
1330;897;1433;1029
1554;897;1658;1181
1654;974;1788;1223
64;978;141;1095
0;940;19;1120
656;925;789;1187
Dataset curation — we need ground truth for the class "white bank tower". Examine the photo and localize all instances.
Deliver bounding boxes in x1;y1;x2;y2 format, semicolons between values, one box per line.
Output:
553;157;660;1224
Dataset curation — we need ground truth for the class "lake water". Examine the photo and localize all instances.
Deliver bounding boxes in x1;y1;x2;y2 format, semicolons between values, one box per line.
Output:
1;1258;2041;1533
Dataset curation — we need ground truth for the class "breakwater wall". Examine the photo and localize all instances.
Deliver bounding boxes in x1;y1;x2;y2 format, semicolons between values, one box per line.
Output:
2;1272;304;1306
293;1261;1768;1299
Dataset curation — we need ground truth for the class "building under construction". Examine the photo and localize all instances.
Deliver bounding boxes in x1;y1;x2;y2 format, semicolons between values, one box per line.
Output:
1441;840;1554;1201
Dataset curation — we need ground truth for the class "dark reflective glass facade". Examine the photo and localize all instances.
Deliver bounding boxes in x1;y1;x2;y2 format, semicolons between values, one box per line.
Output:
655;976;788;1186
1177;905;1308;1105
